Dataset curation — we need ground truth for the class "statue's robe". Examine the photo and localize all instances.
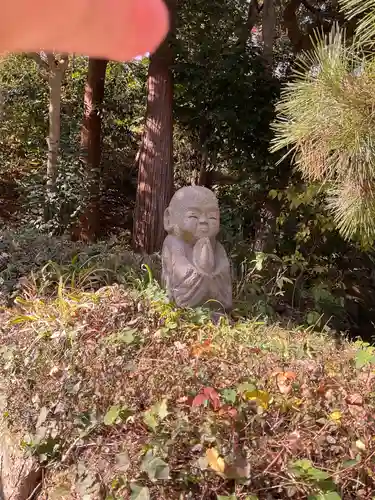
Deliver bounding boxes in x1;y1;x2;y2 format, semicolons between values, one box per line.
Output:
161;235;232;310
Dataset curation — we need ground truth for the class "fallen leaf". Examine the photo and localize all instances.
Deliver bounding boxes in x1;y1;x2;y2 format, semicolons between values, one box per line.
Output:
203;387;221;410
356;439;366;451
191;340;212;357
115;450;130;472
192;393;208;408
329;411;342;422
206;447;226;474
347;404;366;418
248;347;261;354
276;373;294;395
244;389;271;409
346;394;363;406
218;405;238;419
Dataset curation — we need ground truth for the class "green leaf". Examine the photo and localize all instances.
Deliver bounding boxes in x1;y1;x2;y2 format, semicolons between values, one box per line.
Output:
309;492;341;500
115;450;130;472
306;311;321;326
342;458;359;468
292;458;312;470
103;405;121;426
141;451;170;481
119;328;136;344
154;399;168;420
307;467;330;481
143;411;158;432
143;399;168;431
237;382;256;394
269;189;278;199
355;348;375;369
217;496;237;500
130;483;150;500
221;389;237;404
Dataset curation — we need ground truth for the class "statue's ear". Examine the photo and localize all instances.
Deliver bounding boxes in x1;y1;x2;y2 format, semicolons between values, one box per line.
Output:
164;207;173;232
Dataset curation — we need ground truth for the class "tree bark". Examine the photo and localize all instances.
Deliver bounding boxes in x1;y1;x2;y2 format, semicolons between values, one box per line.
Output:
31;52;68;222
238;0;261;49
283;0;343;53
132;1;175;254
73;58;108;241
262;0;276;65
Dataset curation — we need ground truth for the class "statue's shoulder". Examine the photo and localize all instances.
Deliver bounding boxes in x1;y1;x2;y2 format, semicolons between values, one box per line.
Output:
162;235;186;253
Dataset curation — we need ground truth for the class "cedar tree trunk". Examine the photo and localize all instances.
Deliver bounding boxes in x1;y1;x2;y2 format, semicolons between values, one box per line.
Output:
75;58;108;241
132;1;175;254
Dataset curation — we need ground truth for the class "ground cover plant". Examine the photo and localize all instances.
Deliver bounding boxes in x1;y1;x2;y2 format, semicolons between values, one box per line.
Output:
1;259;375;499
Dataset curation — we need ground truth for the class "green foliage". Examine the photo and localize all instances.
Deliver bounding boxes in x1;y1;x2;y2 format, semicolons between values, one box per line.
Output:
0;54;146;234
354;341;375;368
271;26;375;245
339;0;375;47
289;459;340;498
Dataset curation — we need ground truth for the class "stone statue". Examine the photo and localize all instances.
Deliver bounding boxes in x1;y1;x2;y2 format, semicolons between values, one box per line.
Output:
161;185;232;311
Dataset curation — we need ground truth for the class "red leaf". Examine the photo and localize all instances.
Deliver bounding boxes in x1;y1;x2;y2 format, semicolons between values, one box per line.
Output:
248;347;261;354
192;393;208;408
203;387;221;410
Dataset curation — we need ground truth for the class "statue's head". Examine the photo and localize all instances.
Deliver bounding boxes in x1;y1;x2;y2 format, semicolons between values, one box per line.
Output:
164;186;220;243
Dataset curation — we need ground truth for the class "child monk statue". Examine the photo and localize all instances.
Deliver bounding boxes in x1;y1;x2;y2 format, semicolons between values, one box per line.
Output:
161;186;232;311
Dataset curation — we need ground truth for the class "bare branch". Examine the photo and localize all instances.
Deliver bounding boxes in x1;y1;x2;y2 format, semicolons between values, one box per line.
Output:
238;0;261;48
29;52;49;70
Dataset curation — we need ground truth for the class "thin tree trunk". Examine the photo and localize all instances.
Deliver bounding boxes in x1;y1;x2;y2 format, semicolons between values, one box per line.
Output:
198;148;208;186
31;52;68;222
262;0;275;66
45;68;63;220
74;58;108;241
238;0;260;49
133;1;175;254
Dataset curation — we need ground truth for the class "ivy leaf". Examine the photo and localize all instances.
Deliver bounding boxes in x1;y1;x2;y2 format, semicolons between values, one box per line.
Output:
203;387;221;410
153;399;168;420
141;450;170;481
221;389;237;404
119;328;136;344
115;450;130;472
143;411;158;432
237;382;256;394
130;483;150;500
143;399;168;431
103;405;121;425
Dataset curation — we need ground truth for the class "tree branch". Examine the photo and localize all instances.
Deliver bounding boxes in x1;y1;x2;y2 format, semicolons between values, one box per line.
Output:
238;0;261;48
29;52;49;70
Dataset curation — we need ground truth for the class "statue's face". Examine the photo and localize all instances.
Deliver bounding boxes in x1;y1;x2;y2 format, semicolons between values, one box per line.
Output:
178;202;220;241
165;186;221;243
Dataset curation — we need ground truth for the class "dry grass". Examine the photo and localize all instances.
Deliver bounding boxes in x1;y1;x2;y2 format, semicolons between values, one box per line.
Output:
1;283;375;499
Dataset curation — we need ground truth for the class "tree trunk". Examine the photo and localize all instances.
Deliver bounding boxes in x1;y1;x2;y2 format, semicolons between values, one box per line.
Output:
262;0;275;66
132;1;175;254
44;69;63;220
238;0;260;49
31;52;68;222
74;58;108;241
